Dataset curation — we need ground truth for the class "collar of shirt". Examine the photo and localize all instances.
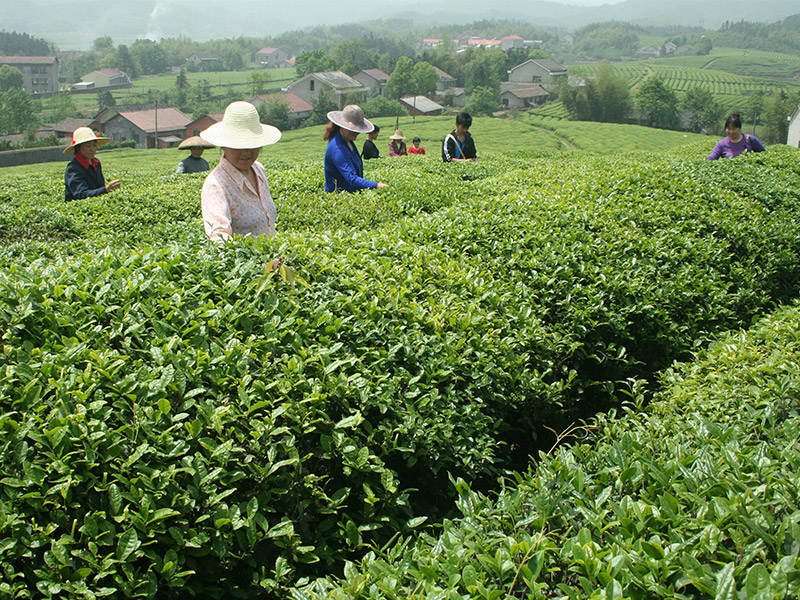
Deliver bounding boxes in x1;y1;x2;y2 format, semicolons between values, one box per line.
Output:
74;152;99;170
219;155;261;194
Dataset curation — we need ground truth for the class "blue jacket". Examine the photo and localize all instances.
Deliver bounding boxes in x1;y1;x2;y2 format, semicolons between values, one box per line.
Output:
64;157;107;202
324;131;378;193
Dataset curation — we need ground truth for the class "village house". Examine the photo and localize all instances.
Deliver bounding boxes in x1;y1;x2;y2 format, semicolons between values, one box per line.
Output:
434;67;457;94
249;92;313;123
186;52;221;71
422;39;441;49
352;69;391;98
286;71;368;109
104;107;192;149
184;114;223;139
399;96;445;117
467;38;502;49
444;87;467;108
255;47;290;68
0;55;59;98
77;68;131;90
635;46;661;59
53;117;100;140
501;35;524;51
788;104;800;148
500;82;550;109
507;59;567;85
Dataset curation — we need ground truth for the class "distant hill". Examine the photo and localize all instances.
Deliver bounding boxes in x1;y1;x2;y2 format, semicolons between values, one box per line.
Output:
2;0;798;50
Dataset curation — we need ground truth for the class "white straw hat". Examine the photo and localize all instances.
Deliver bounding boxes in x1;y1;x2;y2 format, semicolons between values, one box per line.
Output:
327;104;374;134
200;101;281;149
389;129;406;140
63;127;110;154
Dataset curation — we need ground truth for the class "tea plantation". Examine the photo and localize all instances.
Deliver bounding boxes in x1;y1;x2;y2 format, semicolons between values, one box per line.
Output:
1;130;799;598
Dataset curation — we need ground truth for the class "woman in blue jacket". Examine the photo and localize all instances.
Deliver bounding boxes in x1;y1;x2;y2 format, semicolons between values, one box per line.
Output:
324;105;387;193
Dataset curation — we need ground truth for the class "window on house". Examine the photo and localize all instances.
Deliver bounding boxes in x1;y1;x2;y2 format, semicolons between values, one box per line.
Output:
310;80;315;91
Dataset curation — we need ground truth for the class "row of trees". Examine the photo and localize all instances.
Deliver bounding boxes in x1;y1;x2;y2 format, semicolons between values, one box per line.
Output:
559;66;798;143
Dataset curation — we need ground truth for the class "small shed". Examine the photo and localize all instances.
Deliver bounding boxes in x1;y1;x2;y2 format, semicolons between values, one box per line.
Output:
399;96;445;117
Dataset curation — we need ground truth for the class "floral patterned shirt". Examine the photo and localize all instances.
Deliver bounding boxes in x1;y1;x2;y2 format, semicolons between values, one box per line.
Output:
201;155;276;241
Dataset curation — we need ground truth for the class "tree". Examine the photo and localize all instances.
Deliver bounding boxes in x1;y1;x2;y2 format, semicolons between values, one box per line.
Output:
116;45;137;78
591;65;629;123
258;98;293;131
746;90;764;135
695;37;713;55
249;71;270;96
92;36;114;52
682;86;721;133
45;92;77;122
762;90;798;144
635;76;679;129
463;50;505;94
98;90;116;111
309;89;338;126
0;65;24;92
386;56;414;99
0;88;37;135
465;86;499;117
411;62;438;97
294;50;337;78
362;96;406;118
131;39;167;75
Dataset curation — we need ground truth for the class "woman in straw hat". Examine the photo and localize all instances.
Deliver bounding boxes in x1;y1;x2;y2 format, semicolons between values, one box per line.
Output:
199;101;281;241
175;136;214;174
324;104;387;193
63;127;121;202
387;129;407;157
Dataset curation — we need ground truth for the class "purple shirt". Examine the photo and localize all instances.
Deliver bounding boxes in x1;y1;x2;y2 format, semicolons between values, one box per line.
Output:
707;134;765;160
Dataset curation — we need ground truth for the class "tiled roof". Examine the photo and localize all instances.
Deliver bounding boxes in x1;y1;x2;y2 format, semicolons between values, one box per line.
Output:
116;107;192;132
0;55;57;64
252;92;312;113
359;68;390;82
399;96;445;113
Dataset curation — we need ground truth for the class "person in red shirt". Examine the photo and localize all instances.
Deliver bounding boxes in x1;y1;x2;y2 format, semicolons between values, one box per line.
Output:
63;127;121;202
408;137;426;155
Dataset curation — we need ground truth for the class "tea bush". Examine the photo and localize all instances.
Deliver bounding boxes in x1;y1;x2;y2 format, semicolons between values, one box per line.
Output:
1;144;800;597
296;301;800;599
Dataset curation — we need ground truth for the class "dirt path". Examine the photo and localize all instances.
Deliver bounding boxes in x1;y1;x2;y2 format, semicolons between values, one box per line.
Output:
530;124;578;151
631;65;654;91
702;57;719;69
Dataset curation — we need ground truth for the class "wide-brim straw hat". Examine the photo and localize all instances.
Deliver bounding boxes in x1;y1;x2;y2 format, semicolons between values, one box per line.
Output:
389;129;406;140
179;135;216;150
327;104;374;134
63;127;110;154
200;101;281;149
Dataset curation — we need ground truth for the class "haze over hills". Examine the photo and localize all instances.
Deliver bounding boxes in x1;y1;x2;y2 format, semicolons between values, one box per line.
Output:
1;0;798;50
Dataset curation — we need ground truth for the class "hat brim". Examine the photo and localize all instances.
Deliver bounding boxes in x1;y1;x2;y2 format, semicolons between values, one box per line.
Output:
389;135;406;140
179;135;216;149
200;122;281;149
63;137;110;154
327;110;374;134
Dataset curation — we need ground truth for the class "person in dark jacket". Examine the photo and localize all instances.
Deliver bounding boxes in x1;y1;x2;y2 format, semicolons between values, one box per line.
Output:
361;125;380;160
442;111;477;163
63;127;121;202
324;105;387;193
176;136;214;174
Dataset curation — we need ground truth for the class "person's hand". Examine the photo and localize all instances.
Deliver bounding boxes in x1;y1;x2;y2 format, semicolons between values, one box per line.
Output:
376;182;388;188
105;179;121;192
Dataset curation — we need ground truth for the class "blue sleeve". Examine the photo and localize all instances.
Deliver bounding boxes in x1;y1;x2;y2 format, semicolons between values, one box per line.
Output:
330;144;377;190
65;162;107;201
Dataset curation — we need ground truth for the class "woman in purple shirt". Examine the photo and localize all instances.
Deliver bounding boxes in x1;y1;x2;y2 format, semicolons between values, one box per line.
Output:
707;112;765;160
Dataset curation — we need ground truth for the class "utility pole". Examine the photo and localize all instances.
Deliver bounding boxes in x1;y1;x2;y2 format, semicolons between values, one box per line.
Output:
154;100;159;149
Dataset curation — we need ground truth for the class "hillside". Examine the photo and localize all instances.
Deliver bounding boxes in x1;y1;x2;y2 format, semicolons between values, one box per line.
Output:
2;0;799;49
